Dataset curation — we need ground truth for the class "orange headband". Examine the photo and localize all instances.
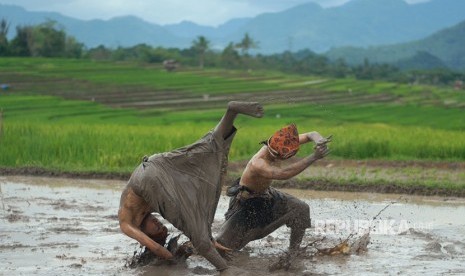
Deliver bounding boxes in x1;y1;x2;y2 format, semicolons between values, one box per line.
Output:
267;124;300;159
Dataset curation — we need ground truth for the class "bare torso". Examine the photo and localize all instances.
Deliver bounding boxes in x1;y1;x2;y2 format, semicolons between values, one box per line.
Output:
239;132;329;193
240;146;278;193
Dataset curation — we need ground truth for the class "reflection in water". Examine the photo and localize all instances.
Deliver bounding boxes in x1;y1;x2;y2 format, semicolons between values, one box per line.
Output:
0;176;464;275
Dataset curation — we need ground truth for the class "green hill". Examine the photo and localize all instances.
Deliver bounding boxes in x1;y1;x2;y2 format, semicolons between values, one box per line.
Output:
326;20;465;70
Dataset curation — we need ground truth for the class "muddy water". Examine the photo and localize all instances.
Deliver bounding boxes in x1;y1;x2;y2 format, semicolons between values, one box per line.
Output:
1;176;464;276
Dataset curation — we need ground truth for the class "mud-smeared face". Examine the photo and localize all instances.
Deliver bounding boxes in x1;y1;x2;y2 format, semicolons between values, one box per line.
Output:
141;214;168;245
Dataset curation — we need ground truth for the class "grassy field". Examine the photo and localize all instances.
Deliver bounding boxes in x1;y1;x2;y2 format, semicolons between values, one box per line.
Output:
1;57;464;193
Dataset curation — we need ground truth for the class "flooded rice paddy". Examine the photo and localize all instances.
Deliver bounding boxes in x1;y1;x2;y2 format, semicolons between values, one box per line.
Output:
1;175;464;275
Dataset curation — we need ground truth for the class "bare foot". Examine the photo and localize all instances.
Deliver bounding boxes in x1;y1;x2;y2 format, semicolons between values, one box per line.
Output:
228;101;264;118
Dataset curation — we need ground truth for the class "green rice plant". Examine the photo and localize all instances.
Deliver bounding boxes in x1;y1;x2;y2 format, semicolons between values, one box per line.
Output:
2;93;465;165
0;122;212;172
2;114;464;174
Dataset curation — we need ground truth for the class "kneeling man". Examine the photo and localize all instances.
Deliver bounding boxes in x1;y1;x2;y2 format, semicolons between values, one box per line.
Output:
216;124;331;253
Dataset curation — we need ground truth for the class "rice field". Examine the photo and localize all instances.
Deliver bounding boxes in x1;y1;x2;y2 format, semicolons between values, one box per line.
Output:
0;57;464;174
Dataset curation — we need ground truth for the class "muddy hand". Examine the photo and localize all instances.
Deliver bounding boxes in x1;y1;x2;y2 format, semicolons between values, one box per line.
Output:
314;135;332;157
213;240;234;261
174;241;194;260
158;249;175;263
213;240;232;252
313;143;331;159
316;135;333;146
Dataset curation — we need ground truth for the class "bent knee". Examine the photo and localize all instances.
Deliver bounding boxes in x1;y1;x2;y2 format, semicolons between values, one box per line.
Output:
288;201;311;228
291;199;310;216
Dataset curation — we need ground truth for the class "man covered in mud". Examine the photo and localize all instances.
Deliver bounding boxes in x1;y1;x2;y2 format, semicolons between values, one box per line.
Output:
125;213;192;266
118;101;264;272
216;124;331;254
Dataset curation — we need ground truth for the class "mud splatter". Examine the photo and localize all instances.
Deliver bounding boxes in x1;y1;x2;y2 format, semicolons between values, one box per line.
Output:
1;176;465;275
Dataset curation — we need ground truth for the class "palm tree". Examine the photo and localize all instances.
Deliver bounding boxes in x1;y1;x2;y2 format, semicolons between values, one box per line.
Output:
235;33;258;56
235;33;258;70
192;35;210;69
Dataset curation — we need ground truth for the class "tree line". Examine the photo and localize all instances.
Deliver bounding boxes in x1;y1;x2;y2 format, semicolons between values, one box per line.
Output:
0;19;83;58
1;19;463;86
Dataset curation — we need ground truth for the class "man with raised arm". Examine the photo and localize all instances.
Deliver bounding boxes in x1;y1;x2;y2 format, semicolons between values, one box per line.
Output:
216;124;331;253
118;101;264;272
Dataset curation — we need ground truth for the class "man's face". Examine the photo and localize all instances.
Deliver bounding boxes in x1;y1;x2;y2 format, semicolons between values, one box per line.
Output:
141;214;168;244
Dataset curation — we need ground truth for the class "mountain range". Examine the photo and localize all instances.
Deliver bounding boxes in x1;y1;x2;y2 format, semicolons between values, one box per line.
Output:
1;0;465;64
326;19;465;70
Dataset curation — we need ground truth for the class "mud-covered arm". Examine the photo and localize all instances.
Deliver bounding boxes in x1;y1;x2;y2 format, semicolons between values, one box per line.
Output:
299;131;327;145
118;188;173;260
119;218;173;259
252;145;330;180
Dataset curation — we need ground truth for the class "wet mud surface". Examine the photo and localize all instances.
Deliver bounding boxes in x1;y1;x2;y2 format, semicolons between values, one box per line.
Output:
1;175;465;275
2;159;465;197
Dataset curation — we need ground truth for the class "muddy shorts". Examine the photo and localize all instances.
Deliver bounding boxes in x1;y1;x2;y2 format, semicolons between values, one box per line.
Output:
216;178;311;250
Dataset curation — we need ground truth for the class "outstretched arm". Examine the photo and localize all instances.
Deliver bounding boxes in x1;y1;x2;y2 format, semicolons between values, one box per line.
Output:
299;131;328;145
252;144;330;180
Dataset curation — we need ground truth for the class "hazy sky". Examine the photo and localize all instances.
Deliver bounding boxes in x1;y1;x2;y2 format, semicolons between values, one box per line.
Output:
0;0;432;26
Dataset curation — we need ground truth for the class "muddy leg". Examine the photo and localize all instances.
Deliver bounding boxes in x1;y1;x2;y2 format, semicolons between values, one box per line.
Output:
192;235;228;271
288;200;310;251
214;101;264;139
289;227;306;251
216;216;250;250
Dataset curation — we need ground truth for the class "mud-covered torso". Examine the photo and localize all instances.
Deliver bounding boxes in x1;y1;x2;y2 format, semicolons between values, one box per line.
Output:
240;146;278;193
